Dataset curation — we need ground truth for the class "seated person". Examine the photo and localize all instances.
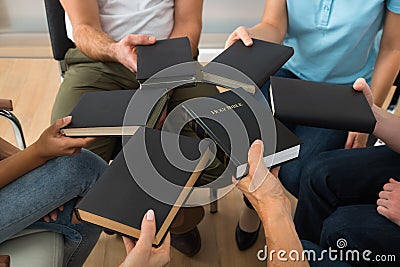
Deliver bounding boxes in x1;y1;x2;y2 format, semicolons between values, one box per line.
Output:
224;0;400;250
51;0;225;256
295;79;400;267
0;116;107;267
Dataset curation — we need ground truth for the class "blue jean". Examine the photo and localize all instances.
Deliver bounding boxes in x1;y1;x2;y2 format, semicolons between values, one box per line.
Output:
295;146;400;266
260;68;348;197
301;240;352;267
0;150;108;267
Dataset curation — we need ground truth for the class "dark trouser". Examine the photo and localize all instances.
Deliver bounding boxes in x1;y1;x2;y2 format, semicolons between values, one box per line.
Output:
51;48;225;184
295;146;400;266
260;68;348;197
243;68;348;211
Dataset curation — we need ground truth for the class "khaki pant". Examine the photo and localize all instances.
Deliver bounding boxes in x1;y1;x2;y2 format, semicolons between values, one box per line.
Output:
52;48;224;185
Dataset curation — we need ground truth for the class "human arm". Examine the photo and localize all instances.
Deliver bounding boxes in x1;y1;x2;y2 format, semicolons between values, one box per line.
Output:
370;10;400;107
60;0;156;72
0;138;20;160
0;116;95;189
346;11;400;149
225;0;288;48
234;140;309;267
120;210;170;267
169;0;203;56
353;78;400;153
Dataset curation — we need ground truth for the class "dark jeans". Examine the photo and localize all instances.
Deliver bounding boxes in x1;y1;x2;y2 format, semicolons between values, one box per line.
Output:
295;146;400;266
248;69;348;201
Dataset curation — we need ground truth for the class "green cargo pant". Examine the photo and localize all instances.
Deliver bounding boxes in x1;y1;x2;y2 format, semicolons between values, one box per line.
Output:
51;48;224;185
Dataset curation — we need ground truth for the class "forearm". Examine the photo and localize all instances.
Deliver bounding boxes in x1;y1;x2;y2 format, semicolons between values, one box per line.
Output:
248;22;286;44
258;202;309;267
0;138;20;160
372;105;400;153
169;23;201;56
73;24;119;62
370;50;400;107
0;144;47;189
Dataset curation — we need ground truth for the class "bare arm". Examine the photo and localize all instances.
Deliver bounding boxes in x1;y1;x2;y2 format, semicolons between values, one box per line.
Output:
354;78;400;153
169;0;203;56
0;138;20;160
225;0;287;48
60;0;156;72
0;117;94;189
372;105;400;153
235;141;309;267
370;10;400;107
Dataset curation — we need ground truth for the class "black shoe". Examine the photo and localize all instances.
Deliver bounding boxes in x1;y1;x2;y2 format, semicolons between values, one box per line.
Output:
171;227;201;257
235;223;260;251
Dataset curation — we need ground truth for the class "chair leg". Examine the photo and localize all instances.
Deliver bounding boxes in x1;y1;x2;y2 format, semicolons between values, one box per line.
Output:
210;188;218;214
0;110;26;149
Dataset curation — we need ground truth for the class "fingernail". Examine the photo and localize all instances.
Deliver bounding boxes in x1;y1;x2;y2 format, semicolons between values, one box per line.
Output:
354;78;364;87
253;139;262;145
245;39;252;46
146;209;155;221
62;116;72;123
149;36;155;42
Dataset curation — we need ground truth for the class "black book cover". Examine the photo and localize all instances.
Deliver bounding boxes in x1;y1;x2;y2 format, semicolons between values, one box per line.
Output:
202;39;294;92
181;89;301;179
62;89;170;136
270;77;377;133
136;37;196;85
75;127;212;246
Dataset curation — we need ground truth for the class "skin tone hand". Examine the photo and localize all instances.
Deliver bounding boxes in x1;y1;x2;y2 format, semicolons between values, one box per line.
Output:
109;35;156;73
377;178;400;227
233;140;308;267
120;210;170;267
225;26;254;48
31;116;95;161
60;0;156;73
0;116;95;189
345;78;373;149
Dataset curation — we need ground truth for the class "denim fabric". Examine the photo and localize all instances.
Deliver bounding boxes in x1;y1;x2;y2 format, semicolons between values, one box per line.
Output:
301;240;352;267
0;150;108;267
295;146;400;266
260;68;348;197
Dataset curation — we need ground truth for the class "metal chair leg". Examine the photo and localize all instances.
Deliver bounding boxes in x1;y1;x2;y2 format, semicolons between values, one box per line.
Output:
0;110;26;149
210;188;218;213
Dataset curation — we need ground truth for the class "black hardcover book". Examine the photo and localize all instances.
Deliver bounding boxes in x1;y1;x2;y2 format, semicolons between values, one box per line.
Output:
136;37;196;87
75;127;212;246
61;89;170;136
181;89;301;179
202;39;294;94
269;77;377;133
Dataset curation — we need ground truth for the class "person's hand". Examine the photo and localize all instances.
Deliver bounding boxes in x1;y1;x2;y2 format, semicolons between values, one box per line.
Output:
43;205;64;222
353;78;374;107
111;34;156;73
120;210;170;267
344;78;374;149
345;131;369;149
233;140;290;217
31;116;95;161
377;178;400;227
225;26;254;49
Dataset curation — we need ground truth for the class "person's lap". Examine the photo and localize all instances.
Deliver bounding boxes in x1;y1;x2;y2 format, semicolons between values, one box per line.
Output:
0;150;107;266
321;205;400;267
260;68;348;197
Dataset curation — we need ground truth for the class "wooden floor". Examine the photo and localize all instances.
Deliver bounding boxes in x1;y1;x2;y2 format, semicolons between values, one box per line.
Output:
0;58;267;267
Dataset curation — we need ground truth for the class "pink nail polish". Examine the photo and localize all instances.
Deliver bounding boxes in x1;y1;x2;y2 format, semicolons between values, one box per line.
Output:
146;209;155;221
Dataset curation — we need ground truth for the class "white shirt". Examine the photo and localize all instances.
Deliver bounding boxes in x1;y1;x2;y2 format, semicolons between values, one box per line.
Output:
66;0;175;42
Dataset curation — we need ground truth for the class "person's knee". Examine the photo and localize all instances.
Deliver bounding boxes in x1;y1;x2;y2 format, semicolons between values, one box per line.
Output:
52;150;108;188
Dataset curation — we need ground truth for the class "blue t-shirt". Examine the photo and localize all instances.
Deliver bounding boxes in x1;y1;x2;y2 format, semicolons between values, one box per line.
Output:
283;0;400;86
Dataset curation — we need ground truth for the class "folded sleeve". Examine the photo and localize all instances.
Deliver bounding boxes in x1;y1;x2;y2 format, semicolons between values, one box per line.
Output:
387;0;400;13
